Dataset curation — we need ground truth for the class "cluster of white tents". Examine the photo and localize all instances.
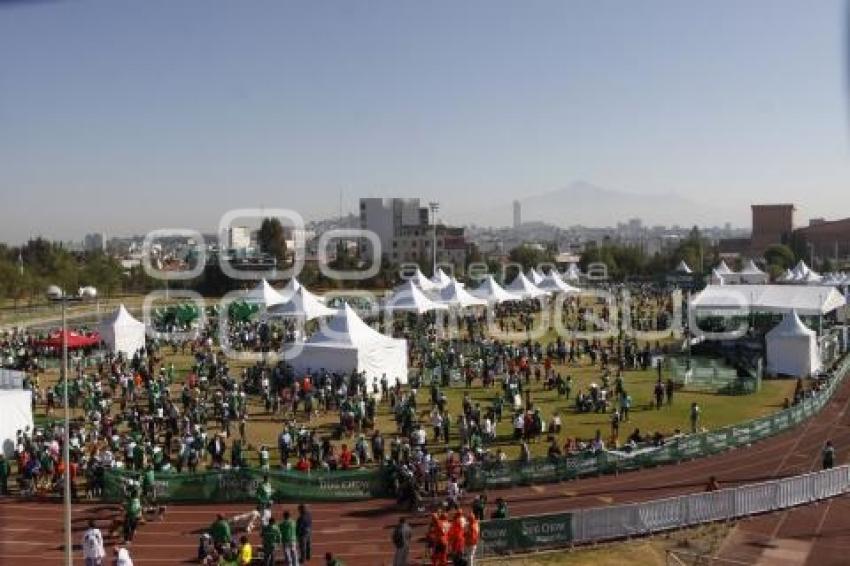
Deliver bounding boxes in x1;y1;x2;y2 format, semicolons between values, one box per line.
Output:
703;259;850;288
777;260;850;287
708;260;769;285
386;266;581;307
232;267;583;382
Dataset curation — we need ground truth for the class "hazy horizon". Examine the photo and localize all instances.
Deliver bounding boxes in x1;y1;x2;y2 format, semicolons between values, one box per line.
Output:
2;0;849;243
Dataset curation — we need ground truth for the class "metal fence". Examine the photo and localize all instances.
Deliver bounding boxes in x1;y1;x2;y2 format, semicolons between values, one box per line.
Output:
480;464;850;557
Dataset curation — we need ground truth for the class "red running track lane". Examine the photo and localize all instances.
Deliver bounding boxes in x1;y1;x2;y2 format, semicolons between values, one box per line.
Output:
3;373;850;565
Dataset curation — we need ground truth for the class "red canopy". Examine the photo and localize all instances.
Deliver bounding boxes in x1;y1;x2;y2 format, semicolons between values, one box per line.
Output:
37;330;101;350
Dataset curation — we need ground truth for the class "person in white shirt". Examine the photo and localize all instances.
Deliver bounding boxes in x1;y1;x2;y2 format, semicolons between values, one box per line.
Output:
82;519;105;566
114;547;134;566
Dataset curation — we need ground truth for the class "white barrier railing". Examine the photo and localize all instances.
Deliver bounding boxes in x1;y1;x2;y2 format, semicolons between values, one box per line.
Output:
572;465;850;545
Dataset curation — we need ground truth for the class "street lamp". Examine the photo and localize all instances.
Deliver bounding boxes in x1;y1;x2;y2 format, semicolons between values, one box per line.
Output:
52;288;73;565
429;201;440;276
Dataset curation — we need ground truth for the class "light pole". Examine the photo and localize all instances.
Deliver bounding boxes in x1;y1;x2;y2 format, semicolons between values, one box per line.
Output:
58;291;72;565
429;201;440;276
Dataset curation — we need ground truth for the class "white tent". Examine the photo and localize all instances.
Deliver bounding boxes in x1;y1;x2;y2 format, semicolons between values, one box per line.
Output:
384;280;449;314
430;268;454;289
279;277;302;301
506;272;550;299
562;263;582;281
674;260;693;274
791;260;811;279
244;279;287;307
715;260;735;275
438;279;488;309
469;275;521;304
799;270;823;285
777;268;795;283
406;268;440;292
266;287;338;321
739;259;769;285
99;304;146;357
287;304;409;383
536;271;581;294
765;310;820;377
0;389;31;458
690;284;846;316
708;268;726;286
526;268;545;286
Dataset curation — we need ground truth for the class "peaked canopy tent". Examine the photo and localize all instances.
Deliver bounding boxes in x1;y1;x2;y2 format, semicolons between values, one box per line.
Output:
430;268;454;289
384;281;449;314
244;279;287;308
562;263;582;281
526;268;545;286
404;268;440;292
765;310;820;377
690;284;846;316
799;270;823;285
738;259;769;285
708;268;727;286
99;304;146;357
266;287;339;321
777;268;795;283
674;260;693;274
287;304;409;384
506;272;550;300
536;272;581;294
438;279;488;309
715;260;735;275
712;260;739;283
469;276;521;304
279;277;302;302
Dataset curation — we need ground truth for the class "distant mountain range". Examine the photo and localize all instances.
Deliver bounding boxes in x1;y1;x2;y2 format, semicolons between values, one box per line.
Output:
460;181;743;229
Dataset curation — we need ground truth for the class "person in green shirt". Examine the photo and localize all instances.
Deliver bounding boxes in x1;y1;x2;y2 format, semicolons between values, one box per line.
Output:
123;491;142;543
280;510;298;566
256;475;273;512
492;497;508;519
209;513;232;548
261;517;281;566
141;465;155;504
0;454;10;495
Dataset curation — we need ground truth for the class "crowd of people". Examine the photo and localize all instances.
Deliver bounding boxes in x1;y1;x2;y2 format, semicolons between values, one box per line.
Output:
1;289;748;565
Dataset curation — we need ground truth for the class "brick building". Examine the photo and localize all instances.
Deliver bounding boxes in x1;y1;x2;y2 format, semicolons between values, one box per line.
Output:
794;218;850;263
750;204;795;255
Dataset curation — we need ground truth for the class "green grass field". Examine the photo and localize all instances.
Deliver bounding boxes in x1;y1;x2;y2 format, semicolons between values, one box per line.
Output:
30;347;796;465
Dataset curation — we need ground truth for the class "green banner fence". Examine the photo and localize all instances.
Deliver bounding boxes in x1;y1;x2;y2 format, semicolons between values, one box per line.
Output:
103;466;391;503
481;513;574;555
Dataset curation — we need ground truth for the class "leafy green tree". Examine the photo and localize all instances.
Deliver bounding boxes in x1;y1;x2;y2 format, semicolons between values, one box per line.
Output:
257;218;288;264
508;245;553;271
764;244;795;270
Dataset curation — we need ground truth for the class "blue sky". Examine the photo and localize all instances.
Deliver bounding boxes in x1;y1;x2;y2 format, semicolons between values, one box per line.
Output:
1;0;848;242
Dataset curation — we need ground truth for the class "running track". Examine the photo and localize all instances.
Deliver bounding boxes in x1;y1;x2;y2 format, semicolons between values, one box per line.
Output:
4;374;850;566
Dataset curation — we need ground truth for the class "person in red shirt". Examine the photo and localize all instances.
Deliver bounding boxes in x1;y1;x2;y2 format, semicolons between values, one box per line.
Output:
432;511;450;566
295;455;311;472
448;510;467;563
339;444;352;470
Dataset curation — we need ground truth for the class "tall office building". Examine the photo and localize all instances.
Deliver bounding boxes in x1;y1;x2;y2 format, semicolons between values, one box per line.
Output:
83;232;106;252
513;200;522;229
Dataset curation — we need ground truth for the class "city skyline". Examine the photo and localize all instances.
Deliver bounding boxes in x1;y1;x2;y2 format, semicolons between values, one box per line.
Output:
2;0;849;242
